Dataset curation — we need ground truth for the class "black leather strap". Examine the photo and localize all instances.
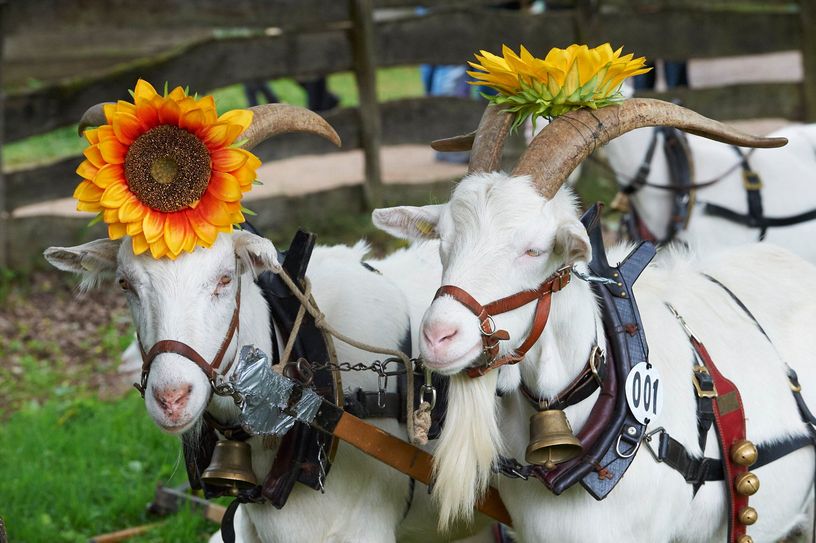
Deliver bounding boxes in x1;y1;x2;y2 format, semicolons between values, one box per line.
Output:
656;431;814;486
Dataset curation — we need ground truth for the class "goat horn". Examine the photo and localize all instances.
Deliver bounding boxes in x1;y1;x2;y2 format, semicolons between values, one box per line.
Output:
240;104;341;151
431;132;475;152
78;103;112;135
429;104;513;174
513;98;788;199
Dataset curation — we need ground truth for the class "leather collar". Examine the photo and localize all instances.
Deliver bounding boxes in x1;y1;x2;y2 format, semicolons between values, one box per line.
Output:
519;345;607;411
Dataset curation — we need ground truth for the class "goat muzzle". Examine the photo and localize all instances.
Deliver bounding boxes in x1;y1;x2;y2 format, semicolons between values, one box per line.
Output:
433;266;571;378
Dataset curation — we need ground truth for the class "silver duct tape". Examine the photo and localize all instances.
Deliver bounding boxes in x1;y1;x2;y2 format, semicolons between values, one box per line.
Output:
232;346;322;437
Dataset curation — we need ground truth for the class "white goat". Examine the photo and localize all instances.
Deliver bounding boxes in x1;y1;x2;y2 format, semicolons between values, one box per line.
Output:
603;125;816;257
46;99;494;543
43;231;509;543
374;99;816;542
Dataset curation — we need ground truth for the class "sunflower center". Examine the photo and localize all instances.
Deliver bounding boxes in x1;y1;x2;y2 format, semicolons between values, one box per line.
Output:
125;125;211;212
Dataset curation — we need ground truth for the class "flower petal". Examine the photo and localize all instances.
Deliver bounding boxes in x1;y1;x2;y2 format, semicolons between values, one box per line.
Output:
187;209;219;246
112;112;143;145
149;236;169;259
134;79;159;102
158;99;181;126
197;192;233;226
126;219;143;237
142;209;166;244
131;233;149;255
77;201;102;213
217;109;253;132
93;163;126;189
76;160;99;181
99;139;127;164
207;171;242;202
73;180;103;202
108;222;127;240
118;195;147;223
100;181;131;208
211;148;249;172
180;108;206;133
83;145;106;168
164;213;188;256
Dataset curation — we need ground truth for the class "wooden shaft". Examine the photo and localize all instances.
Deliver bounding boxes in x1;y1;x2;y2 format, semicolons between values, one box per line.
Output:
88;523;162;543
333;413;512;526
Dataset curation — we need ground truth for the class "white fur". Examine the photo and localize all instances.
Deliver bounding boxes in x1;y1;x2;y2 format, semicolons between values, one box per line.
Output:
605;125;816;258
374;172;816;542
45;232;494;543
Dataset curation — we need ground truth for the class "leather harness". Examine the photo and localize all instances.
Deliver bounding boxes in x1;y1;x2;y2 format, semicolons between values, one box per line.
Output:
434;267;571;378
616;127;816;245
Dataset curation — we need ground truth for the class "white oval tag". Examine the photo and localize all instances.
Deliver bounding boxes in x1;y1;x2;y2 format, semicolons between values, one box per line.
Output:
625;362;663;425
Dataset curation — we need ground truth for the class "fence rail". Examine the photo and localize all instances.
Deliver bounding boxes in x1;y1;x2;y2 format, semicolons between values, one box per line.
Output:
1;0;814;268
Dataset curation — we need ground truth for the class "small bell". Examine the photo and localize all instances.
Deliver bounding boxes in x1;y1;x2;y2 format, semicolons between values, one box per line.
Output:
730;439;758;467
734;472;760;496
201;440;258;496
738;506;758;526
736;536;753;543
525;409;583;470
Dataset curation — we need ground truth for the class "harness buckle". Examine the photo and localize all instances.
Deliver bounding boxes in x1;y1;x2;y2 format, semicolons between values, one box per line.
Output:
692;365;718;398
742;170;763;191
588;346;604;385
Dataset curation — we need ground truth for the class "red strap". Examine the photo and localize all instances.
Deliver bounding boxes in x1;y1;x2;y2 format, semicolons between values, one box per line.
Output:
690;337;750;542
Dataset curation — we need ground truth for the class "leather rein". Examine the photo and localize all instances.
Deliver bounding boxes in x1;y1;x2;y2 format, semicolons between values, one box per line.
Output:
134;279;242;398
434;266;571;378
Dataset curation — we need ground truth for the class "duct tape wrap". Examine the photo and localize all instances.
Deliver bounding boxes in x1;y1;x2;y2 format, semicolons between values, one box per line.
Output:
232;346;322;436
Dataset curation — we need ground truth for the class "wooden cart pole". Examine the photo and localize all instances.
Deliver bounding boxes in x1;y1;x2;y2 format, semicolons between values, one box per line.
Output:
0;0;7;268
349;0;383;209
801;0;816;122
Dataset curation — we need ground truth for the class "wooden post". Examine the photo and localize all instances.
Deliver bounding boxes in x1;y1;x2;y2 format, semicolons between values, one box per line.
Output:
801;0;816;121
0;0;7;269
349;0;383;209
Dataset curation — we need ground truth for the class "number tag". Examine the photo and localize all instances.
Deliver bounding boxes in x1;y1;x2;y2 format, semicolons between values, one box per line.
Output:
625;362;663;425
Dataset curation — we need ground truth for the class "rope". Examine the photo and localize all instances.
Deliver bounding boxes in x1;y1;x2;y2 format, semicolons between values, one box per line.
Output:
274;267;422;444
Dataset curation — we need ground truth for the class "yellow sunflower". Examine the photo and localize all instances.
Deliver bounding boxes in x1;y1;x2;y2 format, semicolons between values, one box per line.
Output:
468;43;651;127
73;79;261;259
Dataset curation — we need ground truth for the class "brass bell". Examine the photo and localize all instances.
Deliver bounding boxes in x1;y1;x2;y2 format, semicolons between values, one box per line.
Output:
201;440;258;496
731;439;758;467
734;472;760;496
738;506;758;526
525;409;583;470
737;536;753;543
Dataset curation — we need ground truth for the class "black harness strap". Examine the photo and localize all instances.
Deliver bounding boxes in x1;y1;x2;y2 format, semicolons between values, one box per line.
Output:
702;147;816;237
649;273;816;496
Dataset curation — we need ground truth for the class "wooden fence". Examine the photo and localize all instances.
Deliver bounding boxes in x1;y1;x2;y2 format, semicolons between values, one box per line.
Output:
1;0;814;268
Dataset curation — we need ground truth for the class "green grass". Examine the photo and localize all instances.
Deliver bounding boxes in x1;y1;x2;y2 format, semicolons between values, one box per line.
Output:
3;66;424;170
0;395;223;542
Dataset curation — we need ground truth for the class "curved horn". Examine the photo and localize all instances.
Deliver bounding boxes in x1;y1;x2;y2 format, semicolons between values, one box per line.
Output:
430;104;514;174
513;98;788;199
240;104;341;151
78;103;111;136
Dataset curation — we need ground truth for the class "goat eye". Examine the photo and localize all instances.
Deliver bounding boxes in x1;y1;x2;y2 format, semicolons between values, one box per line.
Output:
219;275;232;286
525;248;545;257
118;278;130;291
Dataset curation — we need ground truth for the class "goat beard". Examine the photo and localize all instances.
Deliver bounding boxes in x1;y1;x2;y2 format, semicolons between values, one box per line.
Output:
432;371;503;530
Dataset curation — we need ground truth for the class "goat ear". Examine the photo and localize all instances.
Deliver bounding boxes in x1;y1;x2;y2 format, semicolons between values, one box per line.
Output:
233;230;281;276
554;219;591;265
43;239;121;290
372;204;443;240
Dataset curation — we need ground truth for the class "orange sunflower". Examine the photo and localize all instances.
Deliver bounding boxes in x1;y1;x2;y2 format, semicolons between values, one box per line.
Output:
73;79;261;259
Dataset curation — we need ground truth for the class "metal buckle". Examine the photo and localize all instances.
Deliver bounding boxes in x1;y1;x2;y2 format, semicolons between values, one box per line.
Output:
588;346;604;385
790;379;802;393
615;432;641;459
480;316;498;337
742;170;763;191
692;365;717;398
644;426;665;463
666;303;698;341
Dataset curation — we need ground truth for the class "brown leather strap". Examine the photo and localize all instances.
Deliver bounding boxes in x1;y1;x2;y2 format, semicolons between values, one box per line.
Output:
135;279;242;397
520;346;605;410
435;267;571;378
331;412;512;526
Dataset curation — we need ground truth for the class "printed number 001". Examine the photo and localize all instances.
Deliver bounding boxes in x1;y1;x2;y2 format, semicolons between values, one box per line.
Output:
625;362;664;425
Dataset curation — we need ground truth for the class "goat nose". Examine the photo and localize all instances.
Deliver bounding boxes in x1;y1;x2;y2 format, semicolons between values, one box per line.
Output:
153;384;193;419
423;323;459;349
